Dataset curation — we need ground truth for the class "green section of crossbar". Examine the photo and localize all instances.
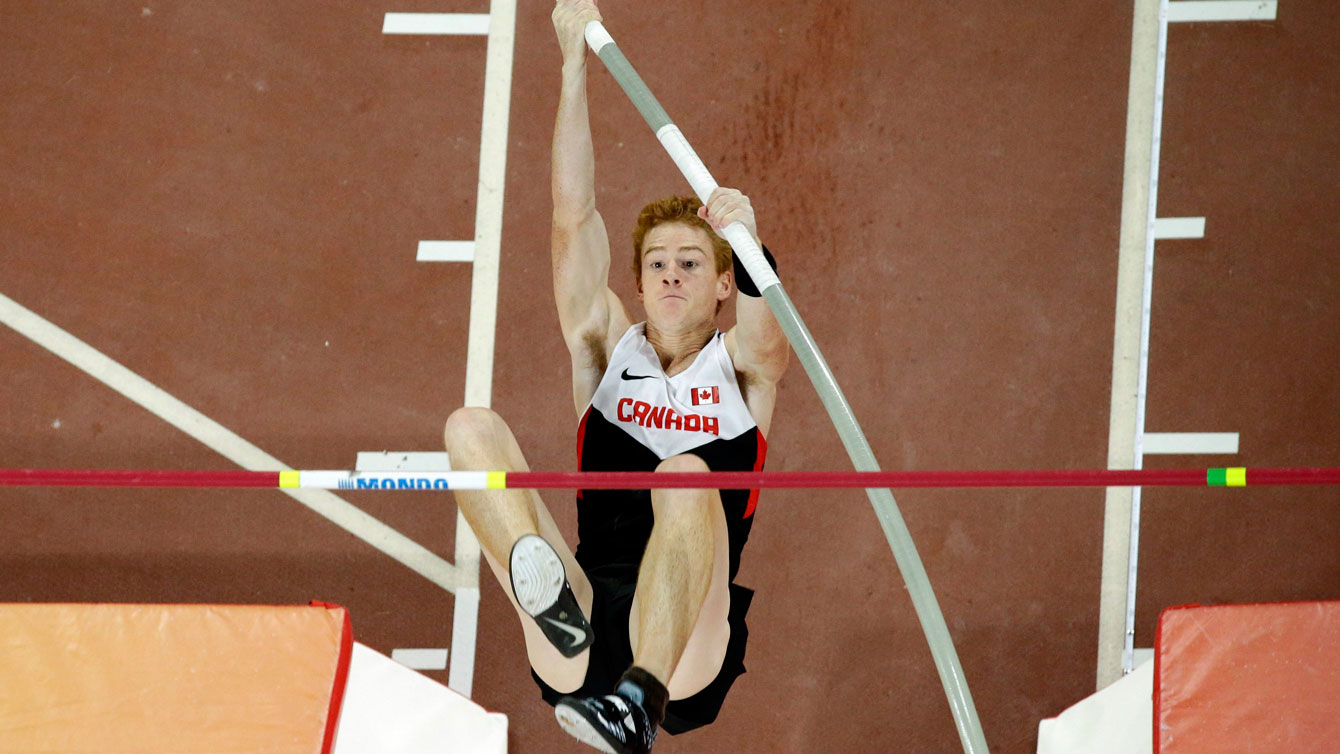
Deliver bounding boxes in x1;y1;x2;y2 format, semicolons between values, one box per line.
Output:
1206;467;1247;486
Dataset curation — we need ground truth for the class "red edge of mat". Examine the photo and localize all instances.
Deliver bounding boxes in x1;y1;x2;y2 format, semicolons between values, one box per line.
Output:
1152;604;1204;754
1152;599;1340;753
312;601;354;754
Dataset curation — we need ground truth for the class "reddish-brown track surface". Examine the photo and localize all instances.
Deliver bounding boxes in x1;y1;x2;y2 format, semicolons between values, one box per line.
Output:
1;2;1337;752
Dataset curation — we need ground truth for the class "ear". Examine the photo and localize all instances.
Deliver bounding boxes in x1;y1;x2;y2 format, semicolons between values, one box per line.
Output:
717;269;733;302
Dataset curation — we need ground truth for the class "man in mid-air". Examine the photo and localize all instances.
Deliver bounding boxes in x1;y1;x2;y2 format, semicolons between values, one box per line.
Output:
442;1;788;752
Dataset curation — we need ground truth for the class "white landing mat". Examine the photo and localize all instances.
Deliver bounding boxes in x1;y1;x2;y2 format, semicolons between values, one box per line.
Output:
335;642;508;753
1037;659;1153;754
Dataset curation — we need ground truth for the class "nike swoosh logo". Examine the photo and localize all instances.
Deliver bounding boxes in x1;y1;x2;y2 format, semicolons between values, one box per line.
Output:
620;368;655;381
543;617;588;646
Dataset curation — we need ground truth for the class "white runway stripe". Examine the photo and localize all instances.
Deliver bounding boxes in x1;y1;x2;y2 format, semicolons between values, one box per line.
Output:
446;0;518;699
1142;432;1238;454
417;241;475;262
1101;0;1163;690
0;290;465;593
448;587;480;691
1153;217;1206;239
383;13;490;36
1168;1;1277;22
391;648;449;670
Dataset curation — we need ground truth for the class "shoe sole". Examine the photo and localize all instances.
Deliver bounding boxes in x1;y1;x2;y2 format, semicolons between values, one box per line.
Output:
555;703;620;754
509;534;564;616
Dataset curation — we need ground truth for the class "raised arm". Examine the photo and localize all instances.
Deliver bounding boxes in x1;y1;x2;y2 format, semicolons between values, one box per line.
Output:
703;189;790;432
550;0;630;411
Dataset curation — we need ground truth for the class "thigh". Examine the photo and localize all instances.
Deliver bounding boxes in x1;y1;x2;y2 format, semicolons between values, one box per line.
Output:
449;408;595;691
628;493;733;700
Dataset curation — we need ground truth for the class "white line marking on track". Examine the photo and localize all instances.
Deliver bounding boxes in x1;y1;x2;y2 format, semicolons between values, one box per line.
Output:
1153;217;1206;239
383;13;491;36
464;4;513;413
1142;432;1239;454
0;290;466;594
417;241;475;262
1121;0;1179;681
1168;1;1277;22
448;0;518;699
448;588;481;692
391;648;450;670
1100;0;1163;690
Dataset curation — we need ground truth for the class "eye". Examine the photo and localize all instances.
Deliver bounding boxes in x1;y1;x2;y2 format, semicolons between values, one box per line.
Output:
682;260;696;268
650;261;663;269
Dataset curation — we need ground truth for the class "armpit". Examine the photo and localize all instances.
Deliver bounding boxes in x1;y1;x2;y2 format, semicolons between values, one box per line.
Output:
735;369;751;403
582;330;608;375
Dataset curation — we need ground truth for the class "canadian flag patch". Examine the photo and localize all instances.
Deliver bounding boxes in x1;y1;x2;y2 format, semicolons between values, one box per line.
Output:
691;386;719;406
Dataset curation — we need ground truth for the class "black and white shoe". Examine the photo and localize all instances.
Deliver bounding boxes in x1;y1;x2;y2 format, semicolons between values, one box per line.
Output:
555;692;657;754
509;533;593;658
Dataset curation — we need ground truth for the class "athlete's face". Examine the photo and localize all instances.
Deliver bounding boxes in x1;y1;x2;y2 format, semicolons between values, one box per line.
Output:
638;222;731;329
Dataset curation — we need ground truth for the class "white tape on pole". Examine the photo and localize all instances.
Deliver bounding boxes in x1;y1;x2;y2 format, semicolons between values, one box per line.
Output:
584;21;614;54
654;125;718;200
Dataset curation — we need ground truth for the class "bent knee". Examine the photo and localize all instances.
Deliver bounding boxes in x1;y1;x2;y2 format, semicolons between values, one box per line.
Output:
655;453;710;474
651;454;716;514
443;406;506;453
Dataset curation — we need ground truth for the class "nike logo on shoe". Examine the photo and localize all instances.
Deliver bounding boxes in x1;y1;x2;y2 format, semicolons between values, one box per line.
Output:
543;617;588;647
620;368;655;381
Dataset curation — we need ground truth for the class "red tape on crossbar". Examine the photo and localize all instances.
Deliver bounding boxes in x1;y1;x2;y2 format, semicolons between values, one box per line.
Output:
516;468;1340;488
0;467;1338;489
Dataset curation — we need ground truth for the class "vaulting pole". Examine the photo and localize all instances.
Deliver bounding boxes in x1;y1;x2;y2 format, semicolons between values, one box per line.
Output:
580;19;991;753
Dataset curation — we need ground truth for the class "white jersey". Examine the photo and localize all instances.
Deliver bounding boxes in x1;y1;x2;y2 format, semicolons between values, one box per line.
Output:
584;323;758;457
575;323;767;576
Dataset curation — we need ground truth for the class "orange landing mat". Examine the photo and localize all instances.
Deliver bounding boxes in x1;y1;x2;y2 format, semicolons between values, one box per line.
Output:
0;602;352;753
1155;600;1340;754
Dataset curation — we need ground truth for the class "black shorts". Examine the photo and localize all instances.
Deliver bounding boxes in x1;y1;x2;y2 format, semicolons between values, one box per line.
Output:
529;561;754;735
575;483;757;584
